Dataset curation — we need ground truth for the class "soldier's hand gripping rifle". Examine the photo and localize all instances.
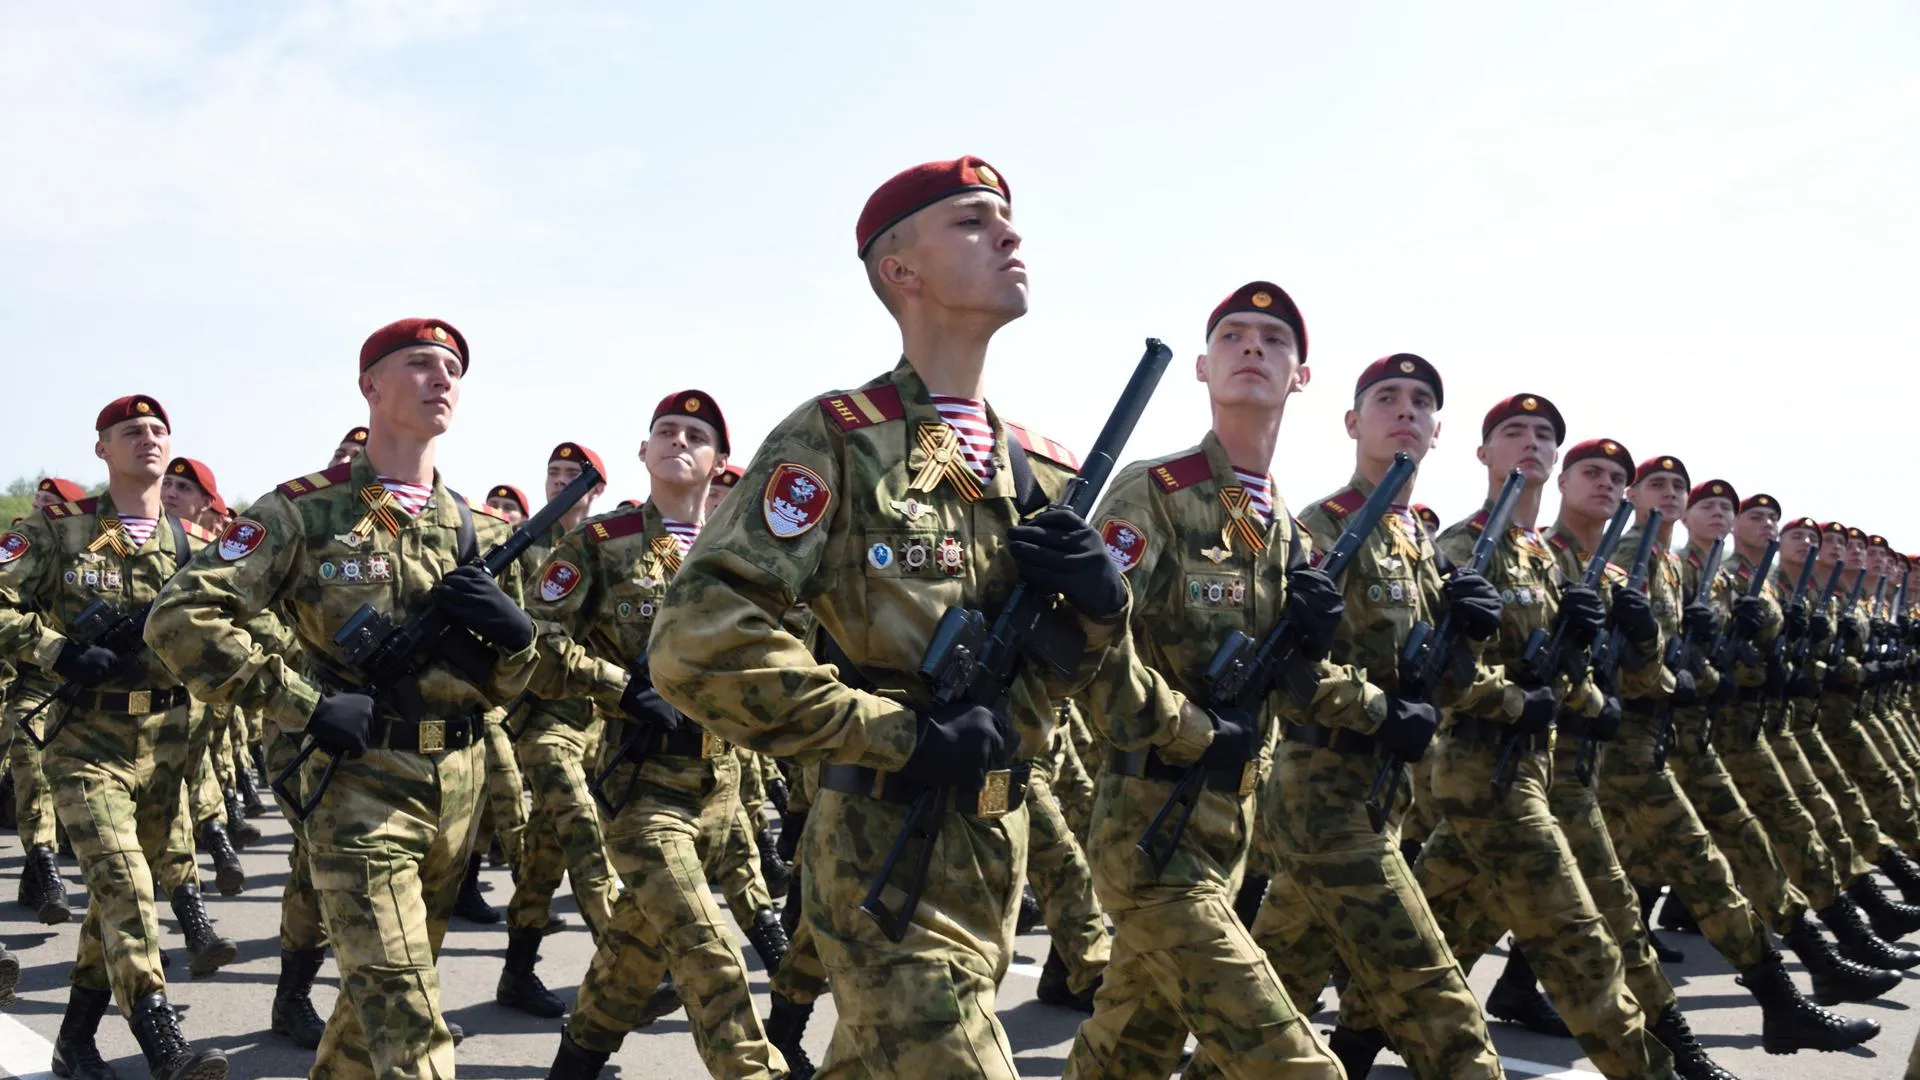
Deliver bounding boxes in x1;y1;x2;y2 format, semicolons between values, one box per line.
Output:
1787;558;1847;709
1389;469;1525;810
860;338;1171;943
17;598;155;750
272;462;604;822
1700;538;1777;748
1579;509;1662;785
1757;545;1819;738
1135;451;1416;867
1827;566;1871;666
587;650;655;815
1654;538;1723;767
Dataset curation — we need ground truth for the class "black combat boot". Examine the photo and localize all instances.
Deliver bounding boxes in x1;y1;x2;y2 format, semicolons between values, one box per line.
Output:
1812;898;1920;974
1233;874;1269;928
1639;885;1685;963
196;821;244;896
1847;874;1920;940
222;789;261;849
249;743;268;786
1016;883;1042;935
270;948;328;1049
745;907;790;974
1787;912;1902;1003
27;842;73;924
1660;891;1700;934
128;991;228;1080
633;974;681;1027
1881;848;1920;905
496;926;566;1017
757;825;791;899
0;941;18;1005
235;766;268;819
1326;1025;1389;1080
766;994;817;1080
1740;949;1879;1053
1034;944;1098;1012
452;853;500;924
1485;947;1572;1038
546;1029;609;1079
1650;1003;1739;1080
169;884;238;978
50;985;118;1080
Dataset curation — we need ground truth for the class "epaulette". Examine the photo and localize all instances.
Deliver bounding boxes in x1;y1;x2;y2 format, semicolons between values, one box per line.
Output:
1318;487;1364;517
41;497;96;520
1547;531;1572;552
277;462;352;500
585;506;648;544
818;385;905;433
1687;550;1703;569
1469;508;1491;533
1149;451;1212;494
181;520;216;542
1004;421;1081;471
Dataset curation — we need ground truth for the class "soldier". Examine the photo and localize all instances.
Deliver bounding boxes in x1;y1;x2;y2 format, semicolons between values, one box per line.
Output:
470;480;534;883
148;317;538;1078
329;425;369;467
1022;705;1111;1013
649;156;1126;1078
705;462;745;517
487;484;531;523
0;395;230;1080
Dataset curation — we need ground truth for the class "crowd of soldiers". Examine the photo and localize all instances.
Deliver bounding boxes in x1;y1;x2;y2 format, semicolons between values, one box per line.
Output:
4;153;1920;1080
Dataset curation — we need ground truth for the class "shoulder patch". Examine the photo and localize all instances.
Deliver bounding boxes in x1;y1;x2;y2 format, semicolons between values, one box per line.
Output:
586;509;648;545
1318;487;1364;517
42;497;97;521
217;518;267;561
181;519;216;543
277;463;352;500
1004;421;1081;471
817;385;905;433
764;463;832;539
538;560;583;603
1100;518;1148;573
0;531;28;564
1149;452;1212;494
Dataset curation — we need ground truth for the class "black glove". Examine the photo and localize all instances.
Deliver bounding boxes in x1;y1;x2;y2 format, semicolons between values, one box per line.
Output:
306;692;374;755
775;810;806;864
1708;671;1737;707
1671;669;1698;707
1787;668;1817;698
1731;595;1765;641
897;702;1014;789
1444;571;1503;640
1200;705;1261;769
1285;567;1344;659
1841;618;1864;648
767;775;791;816
619;680;683;733
53;640;121;687
1588;695;1623;742
1682;601;1718;641
1810;613;1832;643
1559;585;1607;647
1612;588;1658;645
1513;685;1558;734
1377;696;1439;762
1783;604;1809;640
431;565;535;652
1007;507;1127;618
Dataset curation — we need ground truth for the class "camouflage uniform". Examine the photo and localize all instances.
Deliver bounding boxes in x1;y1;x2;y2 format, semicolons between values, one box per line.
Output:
532;500;786;1075
4;668;59;851
1067;434;1344;1080
147;457;532;1079
770;760;830;1008
1815;595;1920;851
650;361;1122;1080
1051;700;1097;841
477;699;529;871
1023;726;1110;995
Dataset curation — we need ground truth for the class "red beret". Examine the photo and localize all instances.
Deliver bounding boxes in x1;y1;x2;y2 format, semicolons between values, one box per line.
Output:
1635;455;1689;487
166;457;227;514
1412;504;1440;532
1870;534;1890;549
1688;479;1737;509
650;390;731;455
1781;516;1820;535
618;498;642;508
716;463;746;488
548;442;607;482
1354;353;1444;409
486;484;529;515
1739;493;1780;516
1819;521;1847;538
1846;526;1865;541
1562;437;1633;475
37;477;87;502
1481;393;1565;445
1205;281;1307;359
95;395;169;433
359;317;467;373
341;426;369;446
856;156;1008;258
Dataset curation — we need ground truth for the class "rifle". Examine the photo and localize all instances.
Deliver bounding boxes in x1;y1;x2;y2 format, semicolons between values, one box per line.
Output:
271;462;605;822
1654;538;1722;767
1760;549;1822;735
587;650;653;815
1699;538;1775;748
860;338;1171;943
498;692;536;741
1579;509;1662;785
16;598;154;749
1136;451;1417;866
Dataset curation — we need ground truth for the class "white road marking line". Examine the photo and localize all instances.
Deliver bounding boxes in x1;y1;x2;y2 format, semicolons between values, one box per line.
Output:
0;1010;55;1080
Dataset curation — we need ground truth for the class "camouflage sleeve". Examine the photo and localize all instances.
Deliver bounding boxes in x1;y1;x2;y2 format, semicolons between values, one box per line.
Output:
1276;511;1384;734
145;493;322;733
1433;527;1520;721
472;516;540;705
0;515;67;669
524;527;627;709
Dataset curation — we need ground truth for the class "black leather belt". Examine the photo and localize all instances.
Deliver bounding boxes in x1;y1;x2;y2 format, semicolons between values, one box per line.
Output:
1109;748;1257;797
1448;715;1554;752
1283;723;1380;758
369;713;484;753
818;762;1030;818
78;687;191;714
1622;697;1662;718
635;724;729;760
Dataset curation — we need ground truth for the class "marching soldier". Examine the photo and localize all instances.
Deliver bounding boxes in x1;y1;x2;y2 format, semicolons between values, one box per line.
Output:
487;484;531;524
149;318;539;1078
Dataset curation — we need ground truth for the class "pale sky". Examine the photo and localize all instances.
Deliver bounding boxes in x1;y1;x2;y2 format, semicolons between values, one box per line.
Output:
5;2;1917;543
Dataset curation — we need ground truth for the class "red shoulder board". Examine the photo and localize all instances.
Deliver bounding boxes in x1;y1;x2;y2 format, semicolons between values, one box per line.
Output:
1004;421;1081;471
1547;531;1571;552
1469;509;1491;533
1318;488;1364;517
586;509;648;545
470;499;508;523
817;385;905;433
41;498;97;520
277;463;352;500
1149;452;1212;494
1687;550;1703;569
181;519;216;543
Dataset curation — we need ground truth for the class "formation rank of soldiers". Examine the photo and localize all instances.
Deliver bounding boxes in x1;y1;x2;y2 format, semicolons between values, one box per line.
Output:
5;157;1920;1080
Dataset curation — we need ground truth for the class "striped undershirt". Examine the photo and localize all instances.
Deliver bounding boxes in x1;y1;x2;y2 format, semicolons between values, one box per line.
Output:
662;519;700;555
930;396;996;481
119;516;157;549
378;478;434;517
1231;468;1273;524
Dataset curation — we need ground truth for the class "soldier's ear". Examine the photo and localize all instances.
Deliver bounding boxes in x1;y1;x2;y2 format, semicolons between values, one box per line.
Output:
1343;409;1360;440
711;455;729;479
357;370;378;404
1475;443;1490;467
1430;418;1443;449
1291;364;1312;394
94;439;108;463
1194;352;1208;384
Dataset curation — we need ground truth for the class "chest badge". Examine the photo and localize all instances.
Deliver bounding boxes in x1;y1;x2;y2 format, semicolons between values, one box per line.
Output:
1217;486;1268;557
889;497;936;525
902;538;931;574
867;543;894;570
908;423;985;503
333;532;366;550
936;536;967;576
1200;545;1232;564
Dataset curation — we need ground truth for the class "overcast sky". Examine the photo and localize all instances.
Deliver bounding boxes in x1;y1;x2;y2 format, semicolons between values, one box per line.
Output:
5;1;1917;542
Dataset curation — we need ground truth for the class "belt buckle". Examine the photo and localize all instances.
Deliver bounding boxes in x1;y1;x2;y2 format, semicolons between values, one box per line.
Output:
976;768;1012;819
418;720;446;754
701;731;725;759
1237;761;1258;798
127;690;151;714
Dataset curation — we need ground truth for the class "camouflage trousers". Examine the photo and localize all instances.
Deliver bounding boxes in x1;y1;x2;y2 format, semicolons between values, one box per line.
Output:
475;705;528;873
715;790;776;924
1860;707;1920;800
4;678;57;848
1026;758;1109;995
1235;742;1503;1080
1412;732;1671;1080
1799;713;1903;863
509;712;618;938
1713;712;1844;911
45;701;197;1012
1052;723;1097;843
568;747;786;1077
266;728;327;952
1668;725;1809;934
1820;698;1920;851
1066;771;1339;1080
1773;717;1876;882
772;880;829;1006
296;739;481;1080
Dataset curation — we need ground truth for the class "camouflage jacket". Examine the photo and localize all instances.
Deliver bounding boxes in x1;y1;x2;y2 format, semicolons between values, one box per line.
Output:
525;499;677;715
648;359;1122;770
1625;528;1718;700
145;456;535;734
0;492;214;692
1548;522;1667;700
